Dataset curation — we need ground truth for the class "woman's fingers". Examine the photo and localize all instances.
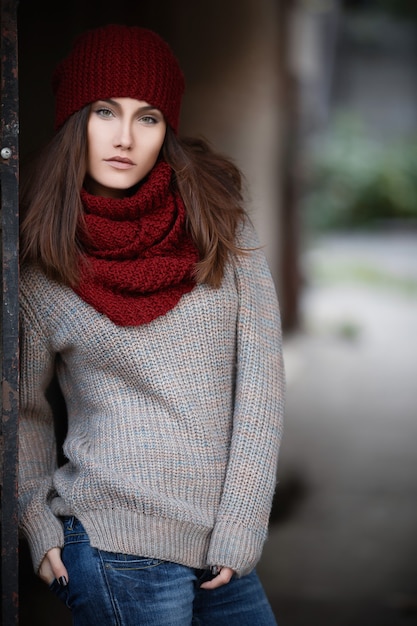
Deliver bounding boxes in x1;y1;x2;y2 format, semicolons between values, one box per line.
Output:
200;566;234;590
38;547;69;585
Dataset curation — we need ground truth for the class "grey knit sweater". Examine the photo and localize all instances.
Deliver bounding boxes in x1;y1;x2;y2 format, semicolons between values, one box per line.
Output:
19;219;285;576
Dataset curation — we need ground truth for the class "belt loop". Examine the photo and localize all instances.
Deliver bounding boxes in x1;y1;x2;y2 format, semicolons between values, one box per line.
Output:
64;515;75;531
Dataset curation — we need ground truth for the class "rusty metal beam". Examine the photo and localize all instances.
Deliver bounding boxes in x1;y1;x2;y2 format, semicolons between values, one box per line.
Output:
1;0;20;624
277;0;301;332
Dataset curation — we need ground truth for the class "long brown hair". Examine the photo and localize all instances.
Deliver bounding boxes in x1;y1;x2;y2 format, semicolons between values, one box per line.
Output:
20;108;247;288
20;108;90;286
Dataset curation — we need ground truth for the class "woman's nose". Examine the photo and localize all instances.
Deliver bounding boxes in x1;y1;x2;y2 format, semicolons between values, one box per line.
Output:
114;122;133;149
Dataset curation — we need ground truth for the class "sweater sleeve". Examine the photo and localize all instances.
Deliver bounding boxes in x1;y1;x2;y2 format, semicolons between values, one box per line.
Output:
206;218;285;576
19;284;64;573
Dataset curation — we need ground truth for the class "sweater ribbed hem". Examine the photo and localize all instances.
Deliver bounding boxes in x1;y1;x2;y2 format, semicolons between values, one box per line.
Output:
21;511;65;573
77;509;213;570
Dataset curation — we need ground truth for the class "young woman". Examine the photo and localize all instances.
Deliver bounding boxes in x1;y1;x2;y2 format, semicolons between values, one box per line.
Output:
19;23;285;626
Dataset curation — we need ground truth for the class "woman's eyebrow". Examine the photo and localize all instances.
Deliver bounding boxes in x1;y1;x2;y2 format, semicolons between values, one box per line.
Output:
99;99;161;114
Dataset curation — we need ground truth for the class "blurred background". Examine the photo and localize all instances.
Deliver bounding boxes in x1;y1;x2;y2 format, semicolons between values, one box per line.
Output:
15;0;417;624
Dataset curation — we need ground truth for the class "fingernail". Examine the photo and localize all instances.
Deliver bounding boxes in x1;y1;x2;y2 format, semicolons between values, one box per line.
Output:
58;576;68;587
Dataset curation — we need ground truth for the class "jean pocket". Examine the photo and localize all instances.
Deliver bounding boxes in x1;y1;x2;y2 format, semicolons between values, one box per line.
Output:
49;578;70;607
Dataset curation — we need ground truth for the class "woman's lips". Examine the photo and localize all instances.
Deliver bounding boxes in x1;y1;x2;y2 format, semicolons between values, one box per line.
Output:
104;156;135;169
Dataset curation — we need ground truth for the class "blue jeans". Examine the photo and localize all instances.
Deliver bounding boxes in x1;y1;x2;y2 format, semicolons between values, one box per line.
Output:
49;516;277;626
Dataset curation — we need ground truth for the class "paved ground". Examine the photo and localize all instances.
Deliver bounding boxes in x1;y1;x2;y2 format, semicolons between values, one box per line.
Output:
257;229;417;625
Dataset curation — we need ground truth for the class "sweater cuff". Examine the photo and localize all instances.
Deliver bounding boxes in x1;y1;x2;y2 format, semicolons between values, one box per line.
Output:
207;521;266;577
21;510;64;574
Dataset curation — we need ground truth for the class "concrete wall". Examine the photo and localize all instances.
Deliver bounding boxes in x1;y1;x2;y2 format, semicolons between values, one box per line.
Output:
171;0;284;286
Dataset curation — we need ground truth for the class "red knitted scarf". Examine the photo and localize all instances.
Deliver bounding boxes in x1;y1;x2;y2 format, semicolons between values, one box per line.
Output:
74;161;199;326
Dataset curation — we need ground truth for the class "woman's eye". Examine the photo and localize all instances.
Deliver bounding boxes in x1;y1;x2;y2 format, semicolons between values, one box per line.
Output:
96;108;114;118
140;115;158;124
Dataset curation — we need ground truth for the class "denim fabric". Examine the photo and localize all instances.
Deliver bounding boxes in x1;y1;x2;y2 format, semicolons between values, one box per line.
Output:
49;516;277;626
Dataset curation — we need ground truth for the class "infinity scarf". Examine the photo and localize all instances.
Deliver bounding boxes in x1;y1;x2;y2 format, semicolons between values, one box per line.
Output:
74;161;199;326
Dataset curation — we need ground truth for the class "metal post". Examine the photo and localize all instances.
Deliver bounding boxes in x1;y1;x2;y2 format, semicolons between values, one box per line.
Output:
1;0;20;624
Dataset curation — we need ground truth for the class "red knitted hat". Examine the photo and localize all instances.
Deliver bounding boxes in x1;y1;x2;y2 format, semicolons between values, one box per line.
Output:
52;24;185;132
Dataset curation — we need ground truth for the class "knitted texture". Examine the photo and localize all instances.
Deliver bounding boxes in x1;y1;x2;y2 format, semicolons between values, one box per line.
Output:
75;161;199;326
52;24;185;131
19;219;285;577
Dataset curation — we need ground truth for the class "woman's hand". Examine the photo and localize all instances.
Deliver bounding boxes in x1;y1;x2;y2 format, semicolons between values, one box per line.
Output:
38;547;69;586
200;566;235;590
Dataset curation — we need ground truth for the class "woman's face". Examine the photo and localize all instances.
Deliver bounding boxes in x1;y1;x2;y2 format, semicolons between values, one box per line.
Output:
85;97;167;198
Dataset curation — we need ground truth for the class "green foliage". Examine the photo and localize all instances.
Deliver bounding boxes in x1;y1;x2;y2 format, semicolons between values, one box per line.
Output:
302;114;417;231
342;0;417;21
376;0;417;20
